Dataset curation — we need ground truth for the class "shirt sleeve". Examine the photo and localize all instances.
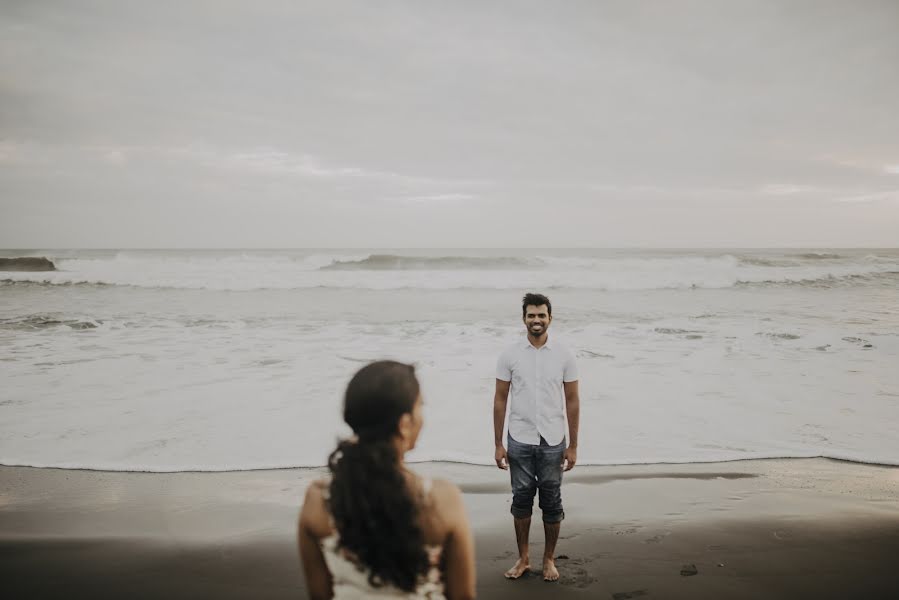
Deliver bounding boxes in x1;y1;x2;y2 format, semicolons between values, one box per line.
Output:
496;348;512;382
562;348;579;382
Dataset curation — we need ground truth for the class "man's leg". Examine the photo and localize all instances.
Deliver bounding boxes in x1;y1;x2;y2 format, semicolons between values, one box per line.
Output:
536;437;566;581
505;435;537;579
542;520;561;581
509;515;531;578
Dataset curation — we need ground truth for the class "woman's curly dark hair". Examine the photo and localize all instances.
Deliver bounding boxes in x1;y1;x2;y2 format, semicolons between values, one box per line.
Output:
327;360;430;592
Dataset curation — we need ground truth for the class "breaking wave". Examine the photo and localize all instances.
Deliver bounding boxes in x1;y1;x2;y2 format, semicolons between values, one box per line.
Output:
321;254;540;270
1;250;897;291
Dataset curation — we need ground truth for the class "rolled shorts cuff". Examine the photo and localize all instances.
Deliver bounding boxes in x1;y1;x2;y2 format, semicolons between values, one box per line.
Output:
541;508;565;524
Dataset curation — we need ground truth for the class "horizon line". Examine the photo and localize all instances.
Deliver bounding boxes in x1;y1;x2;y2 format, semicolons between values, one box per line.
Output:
2;246;898;251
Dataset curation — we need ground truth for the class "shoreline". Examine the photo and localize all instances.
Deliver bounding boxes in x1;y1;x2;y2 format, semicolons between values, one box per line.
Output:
2;452;897;473
2;458;898;598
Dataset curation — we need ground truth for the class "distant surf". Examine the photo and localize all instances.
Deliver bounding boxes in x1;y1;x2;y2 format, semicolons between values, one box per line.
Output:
2;250;897;291
320;254;539;270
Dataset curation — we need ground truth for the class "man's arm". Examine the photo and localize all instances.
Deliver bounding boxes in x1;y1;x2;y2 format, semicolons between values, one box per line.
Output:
494;379;511;469
563;380;579;471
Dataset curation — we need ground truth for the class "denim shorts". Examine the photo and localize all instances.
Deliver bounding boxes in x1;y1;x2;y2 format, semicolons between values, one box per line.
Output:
507;433;565;523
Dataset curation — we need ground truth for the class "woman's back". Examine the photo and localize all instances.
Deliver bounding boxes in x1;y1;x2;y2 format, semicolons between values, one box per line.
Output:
297;361;475;600
319;475;446;598
300;473;474;600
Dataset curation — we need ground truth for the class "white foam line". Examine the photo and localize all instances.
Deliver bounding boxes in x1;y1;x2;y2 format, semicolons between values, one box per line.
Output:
2;451;896;473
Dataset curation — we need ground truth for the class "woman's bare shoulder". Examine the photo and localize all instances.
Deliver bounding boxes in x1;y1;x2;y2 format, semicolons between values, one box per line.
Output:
299;478;333;537
429;477;460;494
306;477;331;498
428;478;465;519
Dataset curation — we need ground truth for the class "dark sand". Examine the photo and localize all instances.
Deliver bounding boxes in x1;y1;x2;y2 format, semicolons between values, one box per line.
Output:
2;459;898;599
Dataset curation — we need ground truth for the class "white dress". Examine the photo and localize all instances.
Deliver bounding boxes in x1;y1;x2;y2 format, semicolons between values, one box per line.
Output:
320;478;447;600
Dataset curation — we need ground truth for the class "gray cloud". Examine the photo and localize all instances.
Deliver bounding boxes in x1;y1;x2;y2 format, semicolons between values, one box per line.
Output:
2;0;898;247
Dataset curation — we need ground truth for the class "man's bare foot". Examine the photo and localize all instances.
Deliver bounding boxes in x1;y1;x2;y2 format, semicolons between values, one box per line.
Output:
543;558;559;582
504;558;530;579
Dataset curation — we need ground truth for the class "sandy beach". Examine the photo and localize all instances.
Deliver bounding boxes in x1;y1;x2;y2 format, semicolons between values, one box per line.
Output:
2;458;897;599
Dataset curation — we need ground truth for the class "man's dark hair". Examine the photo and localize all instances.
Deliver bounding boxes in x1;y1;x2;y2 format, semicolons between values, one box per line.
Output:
522;292;552;318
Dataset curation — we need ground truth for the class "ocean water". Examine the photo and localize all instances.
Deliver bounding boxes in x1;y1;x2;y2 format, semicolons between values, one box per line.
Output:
1;248;897;472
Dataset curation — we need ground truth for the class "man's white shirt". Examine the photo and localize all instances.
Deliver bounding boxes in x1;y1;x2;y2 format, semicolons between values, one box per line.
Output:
496;336;578;446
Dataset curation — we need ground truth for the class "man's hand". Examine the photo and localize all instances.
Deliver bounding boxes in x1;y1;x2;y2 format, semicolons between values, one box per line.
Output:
495;445;508;470
563;446;577;471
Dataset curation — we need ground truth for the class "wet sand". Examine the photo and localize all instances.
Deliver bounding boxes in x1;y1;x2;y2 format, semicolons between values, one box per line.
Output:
2;458;898;599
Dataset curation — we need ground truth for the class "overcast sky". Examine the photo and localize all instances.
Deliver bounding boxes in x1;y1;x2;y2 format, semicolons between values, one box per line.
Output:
2;0;898;248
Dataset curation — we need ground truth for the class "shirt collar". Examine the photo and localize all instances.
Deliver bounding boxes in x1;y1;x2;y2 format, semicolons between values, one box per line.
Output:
523;335;553;350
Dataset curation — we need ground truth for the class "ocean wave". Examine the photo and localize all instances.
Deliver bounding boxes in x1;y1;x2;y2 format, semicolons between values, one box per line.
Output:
320;254;541;270
2;270;897;292
2;251;897;291
1;279;113;288
0;313;100;331
792;252;844;260
736;271;899;288
321;252;855;270
737;253;846;267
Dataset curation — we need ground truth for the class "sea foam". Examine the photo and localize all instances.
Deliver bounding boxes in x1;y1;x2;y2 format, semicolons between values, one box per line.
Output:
2;249;897;472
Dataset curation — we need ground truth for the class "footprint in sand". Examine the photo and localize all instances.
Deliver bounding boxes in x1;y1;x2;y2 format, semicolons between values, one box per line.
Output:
614;526;639;535
612;591;649;600
557;563;596;589
773;530;793;540
644;531;671;544
561;550;607;563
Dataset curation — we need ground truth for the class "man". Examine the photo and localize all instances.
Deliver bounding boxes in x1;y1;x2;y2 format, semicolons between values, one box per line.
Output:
494;292;580;582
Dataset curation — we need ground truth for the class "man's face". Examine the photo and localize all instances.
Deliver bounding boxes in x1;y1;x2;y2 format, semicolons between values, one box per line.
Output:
523;304;552;337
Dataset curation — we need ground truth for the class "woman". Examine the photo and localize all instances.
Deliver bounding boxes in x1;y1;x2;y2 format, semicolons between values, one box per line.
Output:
298;360;476;599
